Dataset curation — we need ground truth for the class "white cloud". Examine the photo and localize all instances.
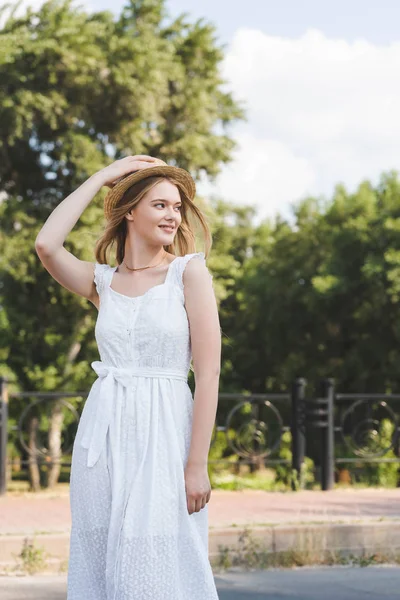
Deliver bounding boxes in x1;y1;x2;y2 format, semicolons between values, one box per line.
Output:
4;5;399;223
198;28;400;223
0;0;44;27
199;132;315;222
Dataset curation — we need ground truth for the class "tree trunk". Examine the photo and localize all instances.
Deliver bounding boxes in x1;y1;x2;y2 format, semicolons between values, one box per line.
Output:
46;337;82;489
46;400;64;489
28;415;41;492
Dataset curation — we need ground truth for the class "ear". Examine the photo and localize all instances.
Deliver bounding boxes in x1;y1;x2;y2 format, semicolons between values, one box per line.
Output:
125;210;135;222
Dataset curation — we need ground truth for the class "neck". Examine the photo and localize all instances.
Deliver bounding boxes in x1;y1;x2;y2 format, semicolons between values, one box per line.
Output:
122;247;167;271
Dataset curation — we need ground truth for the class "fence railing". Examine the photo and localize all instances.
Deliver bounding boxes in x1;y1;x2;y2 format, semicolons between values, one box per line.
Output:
0;375;399;496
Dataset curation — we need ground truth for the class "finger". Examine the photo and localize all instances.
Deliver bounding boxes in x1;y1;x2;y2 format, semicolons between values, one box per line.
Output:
111;159;163;184
128;155;157;162
118;163;152;178
128;160;160;170
131;156;167;166
187;497;195;515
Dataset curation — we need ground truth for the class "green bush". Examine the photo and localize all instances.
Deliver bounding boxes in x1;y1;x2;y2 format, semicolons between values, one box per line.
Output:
275;431;315;490
338;418;399;487
208;426;315;491
361;419;399;487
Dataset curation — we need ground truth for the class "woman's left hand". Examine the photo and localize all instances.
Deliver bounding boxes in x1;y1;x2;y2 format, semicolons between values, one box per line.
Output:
184;462;212;515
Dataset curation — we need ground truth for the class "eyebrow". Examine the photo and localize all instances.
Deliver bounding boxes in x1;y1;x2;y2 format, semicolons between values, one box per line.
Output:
151;198;182;204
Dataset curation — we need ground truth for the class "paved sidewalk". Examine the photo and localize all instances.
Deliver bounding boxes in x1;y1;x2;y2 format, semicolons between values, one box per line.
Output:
0;488;399;535
1;487;399;573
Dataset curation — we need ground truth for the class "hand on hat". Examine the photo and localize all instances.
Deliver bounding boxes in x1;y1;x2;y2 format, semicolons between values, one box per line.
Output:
98;155;168;189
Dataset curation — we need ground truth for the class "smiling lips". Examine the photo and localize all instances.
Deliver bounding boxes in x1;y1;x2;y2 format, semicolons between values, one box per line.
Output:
159;225;174;233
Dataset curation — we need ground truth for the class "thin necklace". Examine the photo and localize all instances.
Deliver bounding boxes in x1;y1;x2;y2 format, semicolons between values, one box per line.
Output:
122;251;168;272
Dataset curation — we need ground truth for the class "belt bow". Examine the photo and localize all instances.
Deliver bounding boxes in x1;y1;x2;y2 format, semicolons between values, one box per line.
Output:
80;361;187;468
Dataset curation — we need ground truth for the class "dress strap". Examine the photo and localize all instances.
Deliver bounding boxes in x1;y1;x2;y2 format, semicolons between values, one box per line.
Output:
173;252;211;291
94;262;114;295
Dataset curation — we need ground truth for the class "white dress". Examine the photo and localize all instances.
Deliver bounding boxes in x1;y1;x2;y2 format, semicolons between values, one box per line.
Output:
67;252;219;600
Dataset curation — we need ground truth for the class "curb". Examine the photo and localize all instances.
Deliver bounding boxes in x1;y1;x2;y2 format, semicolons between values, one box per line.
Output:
208;521;400;559
1;521;400;574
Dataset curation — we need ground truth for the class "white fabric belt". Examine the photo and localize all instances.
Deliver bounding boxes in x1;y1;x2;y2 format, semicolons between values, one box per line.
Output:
80;360;188;468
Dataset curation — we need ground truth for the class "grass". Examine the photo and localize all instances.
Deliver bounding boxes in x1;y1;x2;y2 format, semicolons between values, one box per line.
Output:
6;468;400;494
209;516;400;530
211;526;400;572
12;537;49;574
5;480;70;497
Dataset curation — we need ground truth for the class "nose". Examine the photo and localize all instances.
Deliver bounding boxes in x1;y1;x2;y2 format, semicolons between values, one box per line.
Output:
166;209;176;221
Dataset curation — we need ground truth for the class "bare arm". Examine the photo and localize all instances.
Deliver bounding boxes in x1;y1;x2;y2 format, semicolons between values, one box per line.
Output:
35;173;106;307
183;258;221;467
35;155;161;308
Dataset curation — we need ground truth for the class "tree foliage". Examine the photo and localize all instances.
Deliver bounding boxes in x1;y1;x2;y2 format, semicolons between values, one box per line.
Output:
2;1;400;488
0;0;245;395
231;173;400;395
0;0;245;487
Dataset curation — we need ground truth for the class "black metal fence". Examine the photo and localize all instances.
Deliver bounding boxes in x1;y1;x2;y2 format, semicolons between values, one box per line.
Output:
0;375;399;496
306;379;400;489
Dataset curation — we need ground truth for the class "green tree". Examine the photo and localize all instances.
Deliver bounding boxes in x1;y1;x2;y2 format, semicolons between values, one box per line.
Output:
228;172;400;396
0;0;245;489
220;172;400;478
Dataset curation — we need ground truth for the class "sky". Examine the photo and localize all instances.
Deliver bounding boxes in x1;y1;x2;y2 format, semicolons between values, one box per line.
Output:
5;0;400;223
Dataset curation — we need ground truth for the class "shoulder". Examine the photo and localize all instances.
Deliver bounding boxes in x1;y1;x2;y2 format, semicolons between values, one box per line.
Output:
171;252;208;290
181;251;205;267
181;252;205;274
180;252;213;286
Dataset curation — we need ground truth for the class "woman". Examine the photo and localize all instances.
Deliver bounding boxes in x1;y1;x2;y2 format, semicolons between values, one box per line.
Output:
35;155;221;599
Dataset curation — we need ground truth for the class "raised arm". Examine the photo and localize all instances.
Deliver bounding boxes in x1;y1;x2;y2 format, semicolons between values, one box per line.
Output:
34;155;160;308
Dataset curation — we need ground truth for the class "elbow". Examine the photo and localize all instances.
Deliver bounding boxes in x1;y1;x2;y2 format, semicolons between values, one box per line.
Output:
194;367;221;381
35;238;52;257
35;238;46;255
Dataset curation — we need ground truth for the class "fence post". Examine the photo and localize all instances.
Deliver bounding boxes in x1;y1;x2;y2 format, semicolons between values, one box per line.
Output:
291;377;306;490
0;376;9;497
319;378;335;491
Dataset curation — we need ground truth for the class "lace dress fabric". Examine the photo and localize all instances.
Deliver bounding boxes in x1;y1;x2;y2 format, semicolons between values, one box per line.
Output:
66;252;219;600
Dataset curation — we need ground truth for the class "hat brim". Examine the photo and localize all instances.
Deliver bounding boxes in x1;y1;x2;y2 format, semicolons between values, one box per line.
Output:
103;165;196;220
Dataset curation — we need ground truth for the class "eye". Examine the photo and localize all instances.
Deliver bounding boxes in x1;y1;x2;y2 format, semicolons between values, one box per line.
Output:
155;202;182;211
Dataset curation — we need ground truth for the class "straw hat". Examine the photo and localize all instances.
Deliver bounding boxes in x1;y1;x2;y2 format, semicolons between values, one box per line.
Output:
103;165;196;221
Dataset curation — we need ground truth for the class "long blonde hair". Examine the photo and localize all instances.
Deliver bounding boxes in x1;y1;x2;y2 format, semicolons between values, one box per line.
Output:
94;175;212;265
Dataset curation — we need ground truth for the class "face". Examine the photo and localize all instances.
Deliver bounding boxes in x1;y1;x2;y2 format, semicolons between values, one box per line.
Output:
125;179;182;244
